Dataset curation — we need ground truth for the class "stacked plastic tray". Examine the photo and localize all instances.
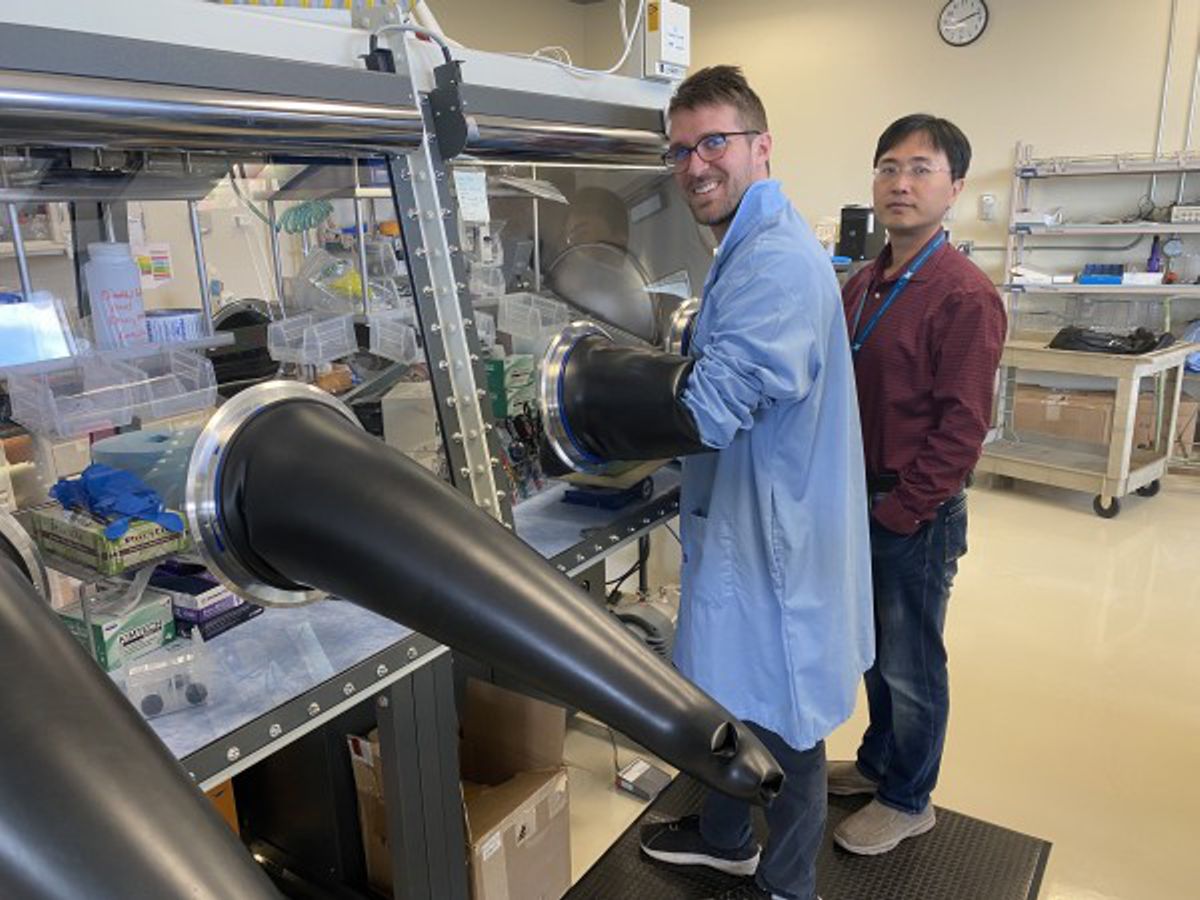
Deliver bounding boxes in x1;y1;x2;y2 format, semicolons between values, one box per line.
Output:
267;313;357;366
8;349;218;439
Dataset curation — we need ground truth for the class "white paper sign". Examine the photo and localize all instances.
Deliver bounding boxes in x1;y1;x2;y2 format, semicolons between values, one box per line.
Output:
453;169;491;224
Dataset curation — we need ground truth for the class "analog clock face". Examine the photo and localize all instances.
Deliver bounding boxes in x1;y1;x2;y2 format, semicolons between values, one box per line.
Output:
939;0;989;47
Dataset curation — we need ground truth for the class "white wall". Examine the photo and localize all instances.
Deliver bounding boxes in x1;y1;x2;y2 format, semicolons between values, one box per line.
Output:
584;0;1200;278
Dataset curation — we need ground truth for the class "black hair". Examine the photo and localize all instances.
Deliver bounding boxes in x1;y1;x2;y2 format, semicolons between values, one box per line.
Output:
668;65;769;133
873;114;971;180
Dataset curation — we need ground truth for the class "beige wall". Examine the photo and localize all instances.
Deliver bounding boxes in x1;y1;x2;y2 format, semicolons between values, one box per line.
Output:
425;0;589;62
584;0;1200;278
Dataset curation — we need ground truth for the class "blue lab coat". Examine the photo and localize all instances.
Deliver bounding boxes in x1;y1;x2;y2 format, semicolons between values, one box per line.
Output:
677;179;874;751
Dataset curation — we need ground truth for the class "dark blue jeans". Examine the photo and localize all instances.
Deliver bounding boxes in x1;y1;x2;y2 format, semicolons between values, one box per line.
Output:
856;492;968;815
700;723;825;900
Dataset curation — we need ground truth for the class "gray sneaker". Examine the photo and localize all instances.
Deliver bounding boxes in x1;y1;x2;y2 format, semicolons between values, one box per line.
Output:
826;761;878;796
833;798;936;855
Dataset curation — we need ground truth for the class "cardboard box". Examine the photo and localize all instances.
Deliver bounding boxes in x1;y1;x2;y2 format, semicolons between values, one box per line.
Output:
31;503;188;575
463;769;571;900
1015;385;1199;454
459;679;566;786
346;682;571;900
57;586;176;671
460;679;570;900
347;729;392;897
1013;386;1113;444
206;780;239;835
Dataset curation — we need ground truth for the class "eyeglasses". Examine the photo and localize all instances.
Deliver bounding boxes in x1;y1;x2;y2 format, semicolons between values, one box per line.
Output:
663;131;762;170
873;162;953;181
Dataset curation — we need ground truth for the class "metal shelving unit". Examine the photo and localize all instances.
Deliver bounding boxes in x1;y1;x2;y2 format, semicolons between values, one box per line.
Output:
1014;222;1200;236
986;143;1200;514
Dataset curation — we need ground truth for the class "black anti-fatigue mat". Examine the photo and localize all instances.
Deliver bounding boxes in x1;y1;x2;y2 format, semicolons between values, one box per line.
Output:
567;776;1051;900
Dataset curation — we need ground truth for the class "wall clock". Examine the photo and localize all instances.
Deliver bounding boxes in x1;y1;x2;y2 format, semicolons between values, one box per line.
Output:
939;0;989;47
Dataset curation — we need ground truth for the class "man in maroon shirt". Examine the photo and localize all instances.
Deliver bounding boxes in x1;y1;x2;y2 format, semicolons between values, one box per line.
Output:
828;114;1006;855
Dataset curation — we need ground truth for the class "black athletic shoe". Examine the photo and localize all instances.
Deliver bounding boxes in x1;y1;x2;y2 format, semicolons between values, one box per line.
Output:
639;815;760;876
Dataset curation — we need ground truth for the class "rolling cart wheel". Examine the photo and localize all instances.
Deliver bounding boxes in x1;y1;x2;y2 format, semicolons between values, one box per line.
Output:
1093;495;1121;518
1135;480;1161;498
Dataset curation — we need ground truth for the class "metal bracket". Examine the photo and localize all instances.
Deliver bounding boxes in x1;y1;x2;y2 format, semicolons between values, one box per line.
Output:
387;110;512;526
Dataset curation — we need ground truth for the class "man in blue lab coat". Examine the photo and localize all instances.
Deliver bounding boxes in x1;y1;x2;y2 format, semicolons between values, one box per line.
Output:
633;66;874;900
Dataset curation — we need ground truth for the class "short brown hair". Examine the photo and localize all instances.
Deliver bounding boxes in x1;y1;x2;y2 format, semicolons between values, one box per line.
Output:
668;65;769;133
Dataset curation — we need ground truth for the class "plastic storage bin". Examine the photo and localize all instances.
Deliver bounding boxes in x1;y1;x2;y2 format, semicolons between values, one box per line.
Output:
123;641;214;719
8;357;143;438
368;313;421;363
497;293;571;354
124;348;218;420
267;313;357;366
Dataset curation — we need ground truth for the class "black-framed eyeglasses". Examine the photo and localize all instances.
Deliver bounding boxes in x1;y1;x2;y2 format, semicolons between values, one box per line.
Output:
662;131;762;170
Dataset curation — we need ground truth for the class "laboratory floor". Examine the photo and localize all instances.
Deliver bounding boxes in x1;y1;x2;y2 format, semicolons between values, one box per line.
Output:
563;474;1200;900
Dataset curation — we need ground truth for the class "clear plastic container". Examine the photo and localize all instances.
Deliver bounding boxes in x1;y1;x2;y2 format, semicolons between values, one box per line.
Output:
123;348;218;420
368;313;421;363
123;641;213;719
497;292;571;354
267;313;357;365
8;357;143;438
476;309;496;351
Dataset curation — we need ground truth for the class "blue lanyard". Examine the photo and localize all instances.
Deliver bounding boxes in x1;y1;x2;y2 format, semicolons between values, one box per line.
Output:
850;232;946;355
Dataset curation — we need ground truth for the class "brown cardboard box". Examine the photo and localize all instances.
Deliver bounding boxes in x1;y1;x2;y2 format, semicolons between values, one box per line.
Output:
205;780;239;835
459;679;571;900
1014;385;1199;455
347;729;392;896
463;769;571;900
1013;386;1114;444
459;679;566;786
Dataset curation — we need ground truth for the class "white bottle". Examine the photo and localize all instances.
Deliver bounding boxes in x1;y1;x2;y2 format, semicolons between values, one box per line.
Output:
85;242;148;350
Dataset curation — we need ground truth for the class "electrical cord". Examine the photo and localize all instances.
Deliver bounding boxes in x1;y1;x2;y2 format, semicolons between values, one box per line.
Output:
606;533;649;602
504;0;646;78
372;23;453;64
571;712;624;778
227;164;273;228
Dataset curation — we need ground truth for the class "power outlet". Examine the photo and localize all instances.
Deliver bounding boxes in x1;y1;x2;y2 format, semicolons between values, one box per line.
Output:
979;193;997;222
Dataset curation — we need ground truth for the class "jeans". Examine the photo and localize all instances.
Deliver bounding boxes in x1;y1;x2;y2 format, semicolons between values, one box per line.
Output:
700;723;826;900
856;491;968;815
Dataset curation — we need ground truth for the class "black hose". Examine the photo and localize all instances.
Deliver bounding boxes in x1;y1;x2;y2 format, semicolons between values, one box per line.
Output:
216;400;783;805
0;557;281;900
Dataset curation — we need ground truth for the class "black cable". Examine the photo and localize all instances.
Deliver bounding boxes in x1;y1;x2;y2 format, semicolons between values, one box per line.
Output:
606;536;649;602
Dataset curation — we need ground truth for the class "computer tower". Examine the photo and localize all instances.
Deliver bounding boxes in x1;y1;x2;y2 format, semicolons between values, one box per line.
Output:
836;205;887;261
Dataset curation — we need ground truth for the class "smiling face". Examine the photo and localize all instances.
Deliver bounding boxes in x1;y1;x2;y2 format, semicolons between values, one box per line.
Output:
873;130;964;241
667;102;772;241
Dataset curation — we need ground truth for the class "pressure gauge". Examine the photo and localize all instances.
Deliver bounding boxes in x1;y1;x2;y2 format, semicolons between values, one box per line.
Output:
939;0;989;47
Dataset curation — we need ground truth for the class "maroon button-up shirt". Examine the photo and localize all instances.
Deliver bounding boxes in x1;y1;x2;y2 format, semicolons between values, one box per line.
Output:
842;233;1006;535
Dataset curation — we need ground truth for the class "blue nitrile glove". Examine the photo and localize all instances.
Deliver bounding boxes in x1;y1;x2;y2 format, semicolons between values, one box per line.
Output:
50;464;185;540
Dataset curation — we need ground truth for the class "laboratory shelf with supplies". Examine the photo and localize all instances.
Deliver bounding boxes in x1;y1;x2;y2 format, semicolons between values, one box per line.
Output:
985;142;1200;510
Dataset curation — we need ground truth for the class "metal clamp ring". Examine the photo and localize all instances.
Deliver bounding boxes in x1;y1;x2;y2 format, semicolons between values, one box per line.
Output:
538;320;612;475
0;510;48;602
185;381;362;608
664;297;700;357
